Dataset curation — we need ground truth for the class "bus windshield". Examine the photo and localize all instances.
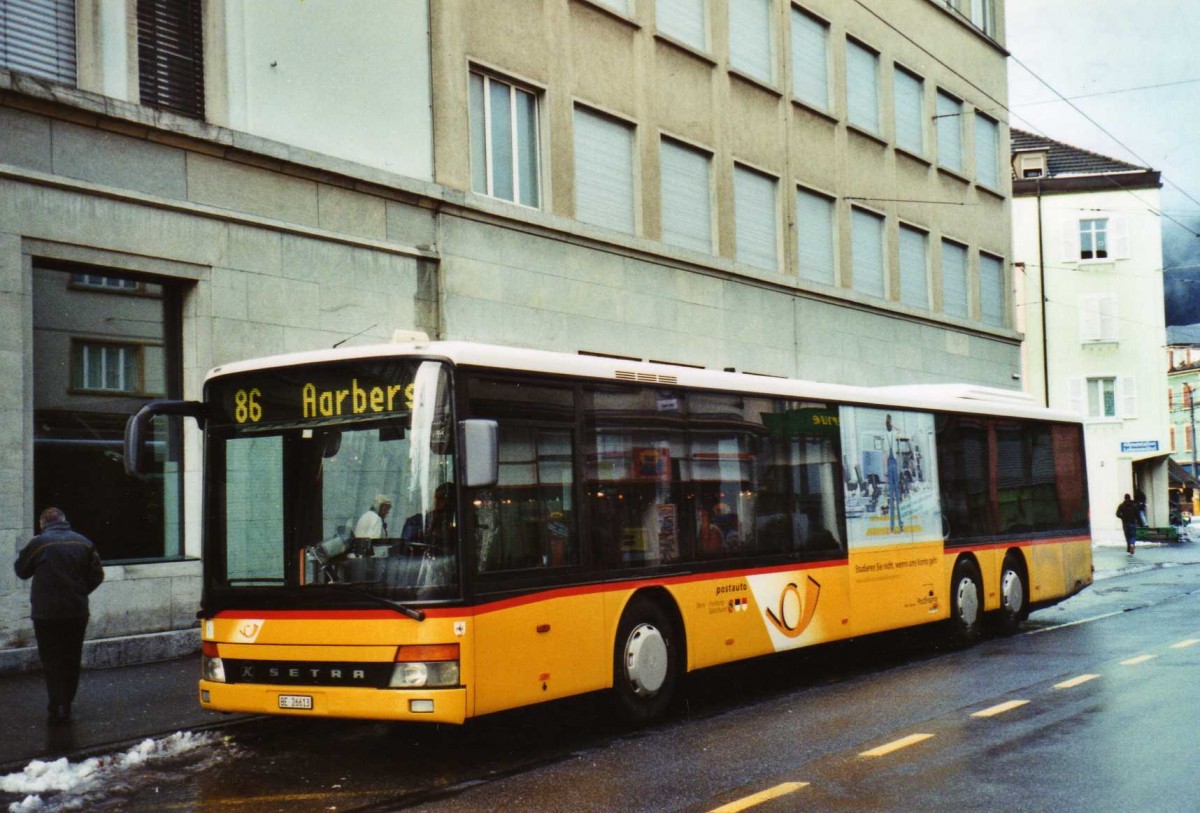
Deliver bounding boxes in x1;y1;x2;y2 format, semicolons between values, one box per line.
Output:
206;359;458;603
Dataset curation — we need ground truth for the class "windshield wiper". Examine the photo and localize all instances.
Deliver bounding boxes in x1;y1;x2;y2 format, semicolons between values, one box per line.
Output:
307;581;426;621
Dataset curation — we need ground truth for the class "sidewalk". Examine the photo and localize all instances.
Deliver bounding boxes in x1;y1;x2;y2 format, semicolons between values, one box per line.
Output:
1;541;1196;774
0;653;249;773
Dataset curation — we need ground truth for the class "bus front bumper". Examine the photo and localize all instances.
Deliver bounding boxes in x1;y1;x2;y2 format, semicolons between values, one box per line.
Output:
199;680;468;724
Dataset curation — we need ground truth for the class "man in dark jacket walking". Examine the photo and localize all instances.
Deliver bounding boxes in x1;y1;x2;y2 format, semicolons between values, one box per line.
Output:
1116;494;1141;556
14;507;105;723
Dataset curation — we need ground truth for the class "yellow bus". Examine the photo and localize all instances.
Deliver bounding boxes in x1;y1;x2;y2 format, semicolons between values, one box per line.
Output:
125;335;1092;725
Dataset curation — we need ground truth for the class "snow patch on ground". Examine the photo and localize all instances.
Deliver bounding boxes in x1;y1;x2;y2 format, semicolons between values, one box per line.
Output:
2;731;217;812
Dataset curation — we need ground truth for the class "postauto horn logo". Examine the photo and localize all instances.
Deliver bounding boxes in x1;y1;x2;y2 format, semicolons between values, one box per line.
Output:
763;576;821;640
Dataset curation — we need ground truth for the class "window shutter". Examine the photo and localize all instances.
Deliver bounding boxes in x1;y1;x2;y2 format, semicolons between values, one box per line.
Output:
941;240;968;318
790;8;828;110
979;253;1005;327
845;40;879;133
1120;376;1138;419
1062;221;1079;264
1068;378;1085;416
574;107;636;234
893;68;924;155
851;208;885;298
975;115;999;188
137;0;205;118
796;187;835;285
936;92;963;172
0;0;76;84
658;0;707;51
1099;295;1119;341
1079;295;1101;342
734;166;778;271
898;226;928;309
660;139;713;254
1110;216;1131;259
729;0;773;84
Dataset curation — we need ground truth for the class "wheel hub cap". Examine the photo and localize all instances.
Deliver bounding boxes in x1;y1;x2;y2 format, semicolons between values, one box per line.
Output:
625;623;668;697
957;577;980;626
1002;570;1024;614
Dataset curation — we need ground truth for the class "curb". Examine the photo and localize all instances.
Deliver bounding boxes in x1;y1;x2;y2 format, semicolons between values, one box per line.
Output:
0;628;201;675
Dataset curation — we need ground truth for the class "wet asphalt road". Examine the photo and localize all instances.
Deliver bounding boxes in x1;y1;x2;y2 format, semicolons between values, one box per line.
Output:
7;542;1200;812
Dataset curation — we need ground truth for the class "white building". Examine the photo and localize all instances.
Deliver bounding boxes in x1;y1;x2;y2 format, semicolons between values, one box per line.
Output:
1011;130;1170;541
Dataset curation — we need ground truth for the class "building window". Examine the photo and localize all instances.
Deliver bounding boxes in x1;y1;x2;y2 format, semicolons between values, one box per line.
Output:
137;0;205;118
1080;218;1108;260
979;252;1006;327
657;0;707;51
845;39;880;134
1087;377;1117;419
796;187;835;285
734;164;778;271
574;106;636;234
729;0;774;84
470;71;541;208
1080;293;1119;343
34;265;184;562
975;114;999;189
72;342;149;393
660;138;713;254
1065;216;1128;263
1170;425;1177;452
941;239;969;318
893;66;924;156
1015;151;1047;179
0;0;76;84
790;7;829;111
70;273;142;292
851;207;885;298
969;0;996;37
898;225;929;309
936;91;964;172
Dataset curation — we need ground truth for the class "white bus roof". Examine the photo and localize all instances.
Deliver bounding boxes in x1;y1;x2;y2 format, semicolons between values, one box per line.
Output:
206;338;1080;423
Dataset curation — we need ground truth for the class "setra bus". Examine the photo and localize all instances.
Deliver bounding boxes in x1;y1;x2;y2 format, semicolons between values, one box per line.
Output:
124;333;1092;724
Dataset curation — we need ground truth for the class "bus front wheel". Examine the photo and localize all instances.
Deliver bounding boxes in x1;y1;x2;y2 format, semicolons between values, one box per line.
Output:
949;558;983;647
612;597;679;725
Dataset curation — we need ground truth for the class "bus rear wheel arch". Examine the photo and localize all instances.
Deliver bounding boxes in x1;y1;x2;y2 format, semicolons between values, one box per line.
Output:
612;593;682;725
948;556;984;647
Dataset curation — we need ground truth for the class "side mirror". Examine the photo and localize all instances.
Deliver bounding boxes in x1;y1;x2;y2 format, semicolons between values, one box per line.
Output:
124;400;207;478
459;419;499;488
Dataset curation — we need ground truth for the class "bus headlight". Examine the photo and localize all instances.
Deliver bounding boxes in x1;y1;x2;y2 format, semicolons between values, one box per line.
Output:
389;644;460;688
201;641;226;683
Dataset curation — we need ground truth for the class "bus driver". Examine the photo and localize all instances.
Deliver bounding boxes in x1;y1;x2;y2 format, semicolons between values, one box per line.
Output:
354;495;392;539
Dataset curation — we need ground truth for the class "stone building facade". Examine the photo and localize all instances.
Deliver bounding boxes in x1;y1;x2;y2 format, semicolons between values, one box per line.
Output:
1;0;1014;667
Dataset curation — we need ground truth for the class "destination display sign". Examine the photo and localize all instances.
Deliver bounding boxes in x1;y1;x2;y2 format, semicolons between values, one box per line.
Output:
207;361;420;428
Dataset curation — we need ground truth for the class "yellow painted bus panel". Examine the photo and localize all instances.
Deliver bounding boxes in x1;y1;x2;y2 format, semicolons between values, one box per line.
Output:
1028;542;1067;602
849;542;945;636
472;592;607;717
217;643;397;661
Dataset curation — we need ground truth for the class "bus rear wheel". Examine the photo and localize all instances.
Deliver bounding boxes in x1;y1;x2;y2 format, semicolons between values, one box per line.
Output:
992;555;1028;636
949;558;983;647
612;597;679;725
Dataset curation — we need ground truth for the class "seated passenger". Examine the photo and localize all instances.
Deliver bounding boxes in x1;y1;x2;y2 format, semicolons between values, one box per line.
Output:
354;495;392;539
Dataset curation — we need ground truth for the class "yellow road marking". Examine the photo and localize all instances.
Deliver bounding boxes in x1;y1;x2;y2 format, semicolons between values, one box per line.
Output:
859;733;934;757
709;782;809;813
971;699;1029;718
1054;674;1100;689
1171;639;1200;649
1121;654;1157;666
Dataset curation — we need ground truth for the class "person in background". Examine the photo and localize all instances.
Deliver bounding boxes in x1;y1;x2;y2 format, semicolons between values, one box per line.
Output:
1116;493;1141;556
354;495;392;539
14;507;105;724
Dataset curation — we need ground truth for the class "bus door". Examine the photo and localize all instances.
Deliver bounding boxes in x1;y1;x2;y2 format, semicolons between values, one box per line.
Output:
466;376;607;716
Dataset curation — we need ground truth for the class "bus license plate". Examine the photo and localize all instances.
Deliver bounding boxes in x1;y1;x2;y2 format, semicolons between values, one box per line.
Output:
278;694;313;710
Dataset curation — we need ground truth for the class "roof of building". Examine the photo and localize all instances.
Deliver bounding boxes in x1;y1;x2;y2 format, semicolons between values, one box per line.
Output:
1010;129;1150;179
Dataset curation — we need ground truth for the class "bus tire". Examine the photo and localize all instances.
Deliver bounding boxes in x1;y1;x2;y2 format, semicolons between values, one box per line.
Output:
612;596;679;725
992;554;1029;636
949;558;983;647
